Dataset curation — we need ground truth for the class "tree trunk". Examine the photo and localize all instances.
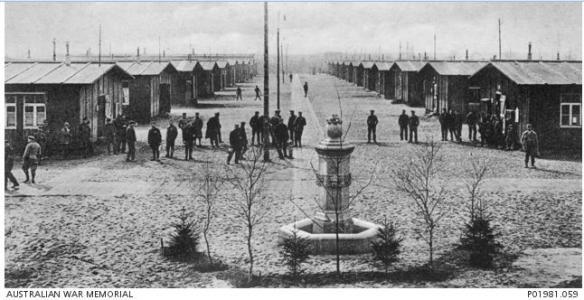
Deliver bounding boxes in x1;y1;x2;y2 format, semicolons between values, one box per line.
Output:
203;229;212;264
335;210;341;277
247;225;254;279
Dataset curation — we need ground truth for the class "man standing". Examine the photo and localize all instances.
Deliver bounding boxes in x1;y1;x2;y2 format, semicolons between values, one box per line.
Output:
126;121;137;162
521;124;540;168
5;141;19;190
439;109;448;141
367;110;378;144
148;122;162;161
274;119;290;159
227;124;241;165
215;112;223;143
254;85;262;101
104;118;116;154
454;110;464;142
294;112;307;147
466;110;479;142
193;112;203;147
408;110;419;144
445;109;455;141
166;120;178;158
59;121;72;159
288;110;297;144
236;86;243;101
505;122;517;151
114;114;127;154
270;110;283;145
398;110;409;141
289;73;293;83
178;113;189;131
303;82;309;98
79;118;92;158
183;121;194;160
250;111;261;146
206;114;219;148
238;122;249;160
22;136;41;184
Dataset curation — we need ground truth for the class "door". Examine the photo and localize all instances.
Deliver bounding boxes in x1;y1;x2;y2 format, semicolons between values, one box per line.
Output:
160;84;171;114
97;95;106;137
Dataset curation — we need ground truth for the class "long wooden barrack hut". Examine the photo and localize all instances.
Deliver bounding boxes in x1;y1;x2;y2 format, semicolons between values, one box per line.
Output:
469;60;582;152
389;61;426;106
5;61;133;149
170;60;198;105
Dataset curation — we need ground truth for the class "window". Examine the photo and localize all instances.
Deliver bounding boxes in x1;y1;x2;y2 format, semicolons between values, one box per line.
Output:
23;103;46;129
122;81;130;105
560;94;582;128
5;95;16;129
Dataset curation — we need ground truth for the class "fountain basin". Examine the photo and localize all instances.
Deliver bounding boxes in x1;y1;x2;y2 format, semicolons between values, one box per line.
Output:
278;218;381;255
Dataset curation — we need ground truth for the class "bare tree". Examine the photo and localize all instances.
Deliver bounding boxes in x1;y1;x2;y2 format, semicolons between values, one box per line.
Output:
225;146;270;279
465;155;489;221
392;139;446;268
196;157;224;264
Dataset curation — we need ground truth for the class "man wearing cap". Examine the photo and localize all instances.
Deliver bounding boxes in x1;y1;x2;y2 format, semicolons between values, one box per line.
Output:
227;124;242;164
520;123;540;168
398;109;409;141
303;82;309;98
5;141;19;190
288;110;297;144
59;121;72;159
22;136;41;184
113;114;127;154
79;117;93;158
274;119;290;159
104;118;116;155
249;111;261;146
166;120;178;158
236;86;243;101
270;110;283;145
148;122;162;161
254;85;262;101
216;112;223;144
183;121;194;160
126;121;137;162
193;112;204;147
294;112;307;147
238;122;249;160
408;110;419;144
206;113;220;148
367;110;378;144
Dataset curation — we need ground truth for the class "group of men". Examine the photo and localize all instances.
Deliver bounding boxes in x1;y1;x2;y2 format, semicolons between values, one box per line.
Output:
5;135;42;189
396;110;420;143
227;109;307;163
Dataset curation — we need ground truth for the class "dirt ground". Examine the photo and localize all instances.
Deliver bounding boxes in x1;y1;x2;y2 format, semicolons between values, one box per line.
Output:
4;73;581;288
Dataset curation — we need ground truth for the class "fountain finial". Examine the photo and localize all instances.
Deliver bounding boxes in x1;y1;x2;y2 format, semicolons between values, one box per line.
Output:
326;114;343;140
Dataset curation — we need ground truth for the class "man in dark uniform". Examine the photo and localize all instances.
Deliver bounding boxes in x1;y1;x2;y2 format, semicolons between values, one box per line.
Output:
79;117;92;158
178;113;189;131
126;121;137;162
454;110;464;142
439;109;448;141
294;112;306;147
408;110;419;144
215;112;223;143
367;110;378;144
250;111;261;146
288;110;297;144
148;122;162;161
206;113;220;148
166;120;178;158
289;73;293;83
59;121;72;159
104;118;116;154
521;124;539;168
36;120;49;159
445;109;455;141
238;122;249;160
303;82;309;97
236;86;243;101
398;109;409;141
193;112;203;147
274;119;289;159
22;136;41;183
254;85;262;101
5;141;19;190
466;110;479;142
114;114;127;154
183;121;194;160
227;124;242;164
270;110;283;145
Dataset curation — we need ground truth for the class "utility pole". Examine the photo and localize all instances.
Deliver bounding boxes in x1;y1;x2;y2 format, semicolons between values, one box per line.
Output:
263;2;270;162
498;18;502;60
158;36;161;63
277;27;280;110
98;24;102;66
52;38;56;62
433;33;436;60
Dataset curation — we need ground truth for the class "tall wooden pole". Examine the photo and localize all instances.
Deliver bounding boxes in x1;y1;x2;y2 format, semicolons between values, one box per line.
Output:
98;24;102;66
277;28;280;110
433;33;436;60
263;2;270;162
498;18;502;61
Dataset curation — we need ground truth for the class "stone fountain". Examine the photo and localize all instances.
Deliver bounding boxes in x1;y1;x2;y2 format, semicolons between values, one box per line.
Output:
279;114;380;254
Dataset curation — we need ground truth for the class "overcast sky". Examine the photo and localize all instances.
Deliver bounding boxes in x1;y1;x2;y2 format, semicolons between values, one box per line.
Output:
5;2;582;60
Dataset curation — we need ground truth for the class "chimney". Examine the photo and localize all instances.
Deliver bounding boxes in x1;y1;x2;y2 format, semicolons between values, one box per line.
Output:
52;38;56;62
137;47;140;63
527;42;532;61
465;49;469;61
65;41;71;66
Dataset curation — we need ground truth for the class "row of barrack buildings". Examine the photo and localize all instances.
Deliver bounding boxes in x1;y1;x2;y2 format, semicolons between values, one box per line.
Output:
327;59;582;153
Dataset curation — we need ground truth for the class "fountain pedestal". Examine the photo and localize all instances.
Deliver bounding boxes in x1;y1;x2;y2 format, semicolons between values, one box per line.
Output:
279;115;380;255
